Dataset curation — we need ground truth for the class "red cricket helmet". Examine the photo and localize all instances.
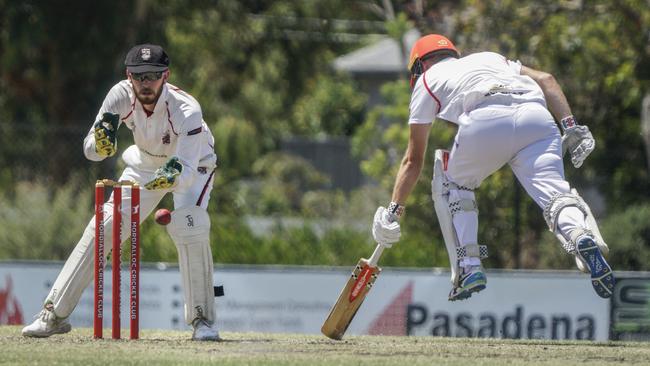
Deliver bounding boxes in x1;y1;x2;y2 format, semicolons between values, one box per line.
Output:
408;34;459;88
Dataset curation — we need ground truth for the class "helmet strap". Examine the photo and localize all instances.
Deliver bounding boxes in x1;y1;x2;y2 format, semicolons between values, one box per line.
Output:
409;59;424;88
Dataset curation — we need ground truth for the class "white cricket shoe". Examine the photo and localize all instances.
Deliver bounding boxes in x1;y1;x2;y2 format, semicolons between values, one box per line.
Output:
22;306;71;338
448;265;487;302
192;317;220;341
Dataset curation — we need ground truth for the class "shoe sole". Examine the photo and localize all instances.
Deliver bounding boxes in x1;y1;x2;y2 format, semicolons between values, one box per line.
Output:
448;276;487;302
577;239;615;298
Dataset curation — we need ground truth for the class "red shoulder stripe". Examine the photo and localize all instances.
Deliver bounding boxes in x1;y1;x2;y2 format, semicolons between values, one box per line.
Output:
422;72;441;114
121;98;136;121
165;101;179;136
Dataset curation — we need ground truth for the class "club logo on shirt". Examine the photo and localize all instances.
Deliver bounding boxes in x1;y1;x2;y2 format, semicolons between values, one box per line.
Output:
141;48;151;61
162;130;170;144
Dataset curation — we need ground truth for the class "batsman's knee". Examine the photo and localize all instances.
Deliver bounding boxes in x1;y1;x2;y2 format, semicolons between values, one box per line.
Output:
543;188;609;272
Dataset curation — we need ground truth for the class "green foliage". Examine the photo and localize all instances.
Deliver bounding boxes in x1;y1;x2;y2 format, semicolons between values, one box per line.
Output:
597;204;650;271
249;152;330;214
300;190;346;218
165;0;375;151
211;217;374;267
0;181;92;260
210;216;263;264
351;80;413;185
292;75;367;136
213;116;261;179
0;0;152;183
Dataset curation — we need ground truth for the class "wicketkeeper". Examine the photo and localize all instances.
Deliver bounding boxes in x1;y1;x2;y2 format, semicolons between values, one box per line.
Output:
22;44;221;340
372;34;615;301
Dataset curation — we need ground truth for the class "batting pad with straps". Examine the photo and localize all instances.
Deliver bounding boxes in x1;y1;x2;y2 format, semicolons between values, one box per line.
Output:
431;149;488;287
167;206;216;324
543;188;609;273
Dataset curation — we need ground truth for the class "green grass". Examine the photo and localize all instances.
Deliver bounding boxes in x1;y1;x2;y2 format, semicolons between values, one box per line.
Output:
1;326;649;366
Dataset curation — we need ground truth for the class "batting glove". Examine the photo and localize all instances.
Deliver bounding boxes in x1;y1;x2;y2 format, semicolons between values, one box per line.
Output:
144;157;183;190
560;116;595;169
372;206;401;247
93;112;120;157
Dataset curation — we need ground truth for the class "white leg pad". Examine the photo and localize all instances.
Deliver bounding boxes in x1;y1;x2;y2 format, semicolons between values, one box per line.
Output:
167;206;216;324
543;189;609;273
47;204;125;317
432;149;488;286
45;220;96;317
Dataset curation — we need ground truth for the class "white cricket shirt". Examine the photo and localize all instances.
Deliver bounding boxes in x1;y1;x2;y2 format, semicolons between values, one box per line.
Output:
84;80;216;191
408;52;546;125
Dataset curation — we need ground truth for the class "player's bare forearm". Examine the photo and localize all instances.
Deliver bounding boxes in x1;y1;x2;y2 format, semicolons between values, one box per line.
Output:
391;123;431;205
521;65;573;122
391;156;424;205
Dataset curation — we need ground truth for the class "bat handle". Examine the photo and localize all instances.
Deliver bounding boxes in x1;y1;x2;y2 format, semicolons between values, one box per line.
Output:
368;243;386;267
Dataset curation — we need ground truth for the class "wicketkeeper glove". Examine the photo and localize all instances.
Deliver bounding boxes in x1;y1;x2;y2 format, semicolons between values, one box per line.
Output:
560;116;595;169
93;112;120;157
144;156;183;190
372;204;402;247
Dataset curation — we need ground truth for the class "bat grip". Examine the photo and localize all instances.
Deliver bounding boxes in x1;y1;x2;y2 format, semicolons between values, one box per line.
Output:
368;243;385;267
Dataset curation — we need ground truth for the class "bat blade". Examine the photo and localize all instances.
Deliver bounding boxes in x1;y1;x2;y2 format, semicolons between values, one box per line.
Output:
321;258;382;340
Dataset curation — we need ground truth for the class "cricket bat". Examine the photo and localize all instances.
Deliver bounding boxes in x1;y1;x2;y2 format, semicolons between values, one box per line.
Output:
321;243;387;340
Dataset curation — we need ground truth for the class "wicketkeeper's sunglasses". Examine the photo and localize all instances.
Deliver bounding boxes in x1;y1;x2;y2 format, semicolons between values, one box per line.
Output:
131;71;164;82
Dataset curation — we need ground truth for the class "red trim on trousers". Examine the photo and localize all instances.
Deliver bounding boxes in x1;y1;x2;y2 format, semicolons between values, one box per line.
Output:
196;169;216;206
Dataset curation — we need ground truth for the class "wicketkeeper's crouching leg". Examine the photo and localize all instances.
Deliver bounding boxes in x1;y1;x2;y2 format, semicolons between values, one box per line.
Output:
432;150;488;301
22;200;137;338
21;222;98;337
543;190;616;298
166;206;220;341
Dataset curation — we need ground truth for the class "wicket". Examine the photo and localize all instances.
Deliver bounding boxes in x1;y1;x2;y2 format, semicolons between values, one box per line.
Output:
94;179;140;340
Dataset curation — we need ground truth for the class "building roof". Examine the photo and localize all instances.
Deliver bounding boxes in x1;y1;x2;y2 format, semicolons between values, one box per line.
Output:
333;29;421;75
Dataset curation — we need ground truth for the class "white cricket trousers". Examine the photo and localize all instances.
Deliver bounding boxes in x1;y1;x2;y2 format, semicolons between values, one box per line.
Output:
445;102;586;253
44;165;215;318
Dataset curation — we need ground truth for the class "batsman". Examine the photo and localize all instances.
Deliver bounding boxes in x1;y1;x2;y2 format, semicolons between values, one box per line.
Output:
372;34;615;301
22;44;221;340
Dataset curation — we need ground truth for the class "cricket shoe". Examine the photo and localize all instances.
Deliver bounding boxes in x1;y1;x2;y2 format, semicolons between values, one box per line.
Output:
192;317;220;341
448;265;487;301
576;235;615;298
22;305;71;338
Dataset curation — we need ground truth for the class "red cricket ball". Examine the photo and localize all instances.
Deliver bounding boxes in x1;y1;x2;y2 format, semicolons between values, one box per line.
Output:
154;208;172;225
